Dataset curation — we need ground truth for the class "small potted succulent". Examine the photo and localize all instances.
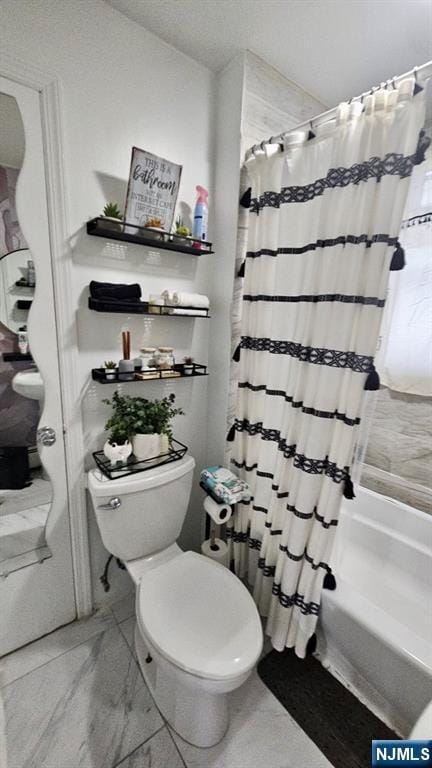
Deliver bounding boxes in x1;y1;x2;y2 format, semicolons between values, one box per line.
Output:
103;391;184;461
174;216;192;246
183;356;194;375
104;360;117;381
143;216;165;241
100;202;123;232
102;426;132;467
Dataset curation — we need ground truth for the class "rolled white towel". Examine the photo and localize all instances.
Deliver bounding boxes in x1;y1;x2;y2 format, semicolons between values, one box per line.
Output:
167;308;208;316
161;289;175;304
172;292;209;309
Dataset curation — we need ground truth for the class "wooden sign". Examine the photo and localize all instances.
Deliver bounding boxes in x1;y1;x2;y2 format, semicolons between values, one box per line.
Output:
124;147;182;232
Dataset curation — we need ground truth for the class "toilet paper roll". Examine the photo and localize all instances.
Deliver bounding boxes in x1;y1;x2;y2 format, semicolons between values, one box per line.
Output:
203;495;232;525
201;538;229;568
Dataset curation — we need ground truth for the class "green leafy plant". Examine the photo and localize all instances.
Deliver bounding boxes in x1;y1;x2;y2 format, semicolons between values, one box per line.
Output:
103;391;184;444
175;216;191;237
104;360;117;369
102;202;123;219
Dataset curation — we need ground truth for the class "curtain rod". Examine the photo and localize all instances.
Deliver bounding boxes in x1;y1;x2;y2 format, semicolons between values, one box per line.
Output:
246;60;432;159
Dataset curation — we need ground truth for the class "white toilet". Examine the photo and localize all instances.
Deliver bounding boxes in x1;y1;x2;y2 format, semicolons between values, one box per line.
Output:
88;454;263;747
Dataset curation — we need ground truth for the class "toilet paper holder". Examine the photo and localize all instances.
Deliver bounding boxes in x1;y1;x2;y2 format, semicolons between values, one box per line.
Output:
199;481;235;541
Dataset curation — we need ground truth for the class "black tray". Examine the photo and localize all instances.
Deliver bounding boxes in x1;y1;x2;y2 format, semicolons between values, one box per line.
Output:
93;437;188;480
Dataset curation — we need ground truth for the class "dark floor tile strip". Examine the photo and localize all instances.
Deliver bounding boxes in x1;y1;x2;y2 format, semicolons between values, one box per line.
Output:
258;649;397;768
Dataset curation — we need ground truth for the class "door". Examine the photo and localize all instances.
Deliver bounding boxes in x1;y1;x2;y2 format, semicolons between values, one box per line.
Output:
0;75;76;654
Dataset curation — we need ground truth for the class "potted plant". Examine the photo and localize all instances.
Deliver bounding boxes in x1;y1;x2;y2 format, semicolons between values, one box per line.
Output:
174;216;192;245
143;216;165;241
102;425;132;467
100;202;123;232
183;356;194;375
104;360;117;381
103;391;184;460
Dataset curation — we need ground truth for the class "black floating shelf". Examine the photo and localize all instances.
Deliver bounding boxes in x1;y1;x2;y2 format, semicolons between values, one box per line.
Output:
87;217;214;256
88;297;210;318
16;300;32;310
93;437;188;480
15;279;34;289
92;362;208;384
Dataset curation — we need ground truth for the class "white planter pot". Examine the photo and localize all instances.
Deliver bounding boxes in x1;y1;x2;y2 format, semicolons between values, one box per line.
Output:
103;439;132;466
132;433;162;460
100;216;123;232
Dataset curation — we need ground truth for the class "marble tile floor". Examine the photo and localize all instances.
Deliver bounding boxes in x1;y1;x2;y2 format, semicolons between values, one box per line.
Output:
1;593;333;768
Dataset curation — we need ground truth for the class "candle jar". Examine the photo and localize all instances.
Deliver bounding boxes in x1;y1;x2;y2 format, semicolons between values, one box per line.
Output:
155;347;175;369
140;347;157;370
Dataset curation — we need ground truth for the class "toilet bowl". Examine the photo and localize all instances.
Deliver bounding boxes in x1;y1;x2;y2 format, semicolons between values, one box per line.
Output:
88;455;263;747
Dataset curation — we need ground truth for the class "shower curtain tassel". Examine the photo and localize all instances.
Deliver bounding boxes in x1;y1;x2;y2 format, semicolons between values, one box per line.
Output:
238;261;246;278
390;241;405;271
364;364;380;391
232;343;241;362
343;473;356;500
240;187;252;208
323;567;337;590
413;130;431;165
227;424;236;442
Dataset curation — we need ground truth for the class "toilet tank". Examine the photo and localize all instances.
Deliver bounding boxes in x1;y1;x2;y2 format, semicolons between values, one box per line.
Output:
88;454;195;561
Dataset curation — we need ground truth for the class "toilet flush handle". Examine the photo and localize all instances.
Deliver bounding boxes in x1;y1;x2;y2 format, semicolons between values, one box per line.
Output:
97;497;122;511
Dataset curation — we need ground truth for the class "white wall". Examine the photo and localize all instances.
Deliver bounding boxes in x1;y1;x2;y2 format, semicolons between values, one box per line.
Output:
0;0;215;605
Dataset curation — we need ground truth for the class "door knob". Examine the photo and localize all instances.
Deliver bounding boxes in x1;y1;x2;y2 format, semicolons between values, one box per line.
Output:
37;426;56;446
97;497;122;511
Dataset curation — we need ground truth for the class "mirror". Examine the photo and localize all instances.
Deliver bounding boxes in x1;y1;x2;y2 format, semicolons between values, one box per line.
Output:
0;92;51;575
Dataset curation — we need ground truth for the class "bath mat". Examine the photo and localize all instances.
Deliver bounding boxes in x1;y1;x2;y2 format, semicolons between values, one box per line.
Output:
258;648;398;768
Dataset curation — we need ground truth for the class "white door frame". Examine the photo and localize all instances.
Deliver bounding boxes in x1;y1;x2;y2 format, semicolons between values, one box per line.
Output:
0;49;92;617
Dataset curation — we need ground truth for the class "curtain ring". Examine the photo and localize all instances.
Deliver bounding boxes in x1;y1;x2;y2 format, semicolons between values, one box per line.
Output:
260;140;266;152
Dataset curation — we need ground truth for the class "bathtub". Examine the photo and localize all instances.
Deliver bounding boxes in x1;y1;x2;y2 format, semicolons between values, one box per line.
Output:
316;485;432;737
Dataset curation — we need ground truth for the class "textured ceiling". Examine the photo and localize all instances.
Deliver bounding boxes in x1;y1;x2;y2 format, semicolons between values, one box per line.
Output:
105;0;432;106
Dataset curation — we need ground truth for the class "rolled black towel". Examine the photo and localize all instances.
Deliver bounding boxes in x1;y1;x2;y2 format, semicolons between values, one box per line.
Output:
89;280;142;302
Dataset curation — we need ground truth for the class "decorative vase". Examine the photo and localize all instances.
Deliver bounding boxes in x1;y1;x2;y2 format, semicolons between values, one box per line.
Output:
103;439;132;466
118;359;135;381
132;433;162;460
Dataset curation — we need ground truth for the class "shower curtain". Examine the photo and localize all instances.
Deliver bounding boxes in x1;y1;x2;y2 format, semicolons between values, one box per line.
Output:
226;80;428;657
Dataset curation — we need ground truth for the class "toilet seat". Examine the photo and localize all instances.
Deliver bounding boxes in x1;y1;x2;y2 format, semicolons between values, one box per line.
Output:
137;551;262;682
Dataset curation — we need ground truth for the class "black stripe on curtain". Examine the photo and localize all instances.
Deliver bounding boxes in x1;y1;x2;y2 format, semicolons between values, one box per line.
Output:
239;336;373;373
243;293;386;308
232;455;350;485
250;148;420;213
238;382;361;426
246;233;398;258
272;583;320;615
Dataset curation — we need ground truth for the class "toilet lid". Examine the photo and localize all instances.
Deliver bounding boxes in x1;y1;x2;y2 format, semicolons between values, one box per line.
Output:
137;551;263;681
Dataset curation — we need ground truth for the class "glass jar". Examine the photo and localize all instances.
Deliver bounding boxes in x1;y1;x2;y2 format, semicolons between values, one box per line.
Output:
140;347;157;370
155;346;175;369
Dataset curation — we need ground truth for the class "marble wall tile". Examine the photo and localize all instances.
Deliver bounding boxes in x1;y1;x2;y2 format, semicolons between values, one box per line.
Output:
361;464;432;515
4;624;163;768
389;434;432;489
116;727;185;768
171;671;332;768
1;608;115;687
364;426;393;473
